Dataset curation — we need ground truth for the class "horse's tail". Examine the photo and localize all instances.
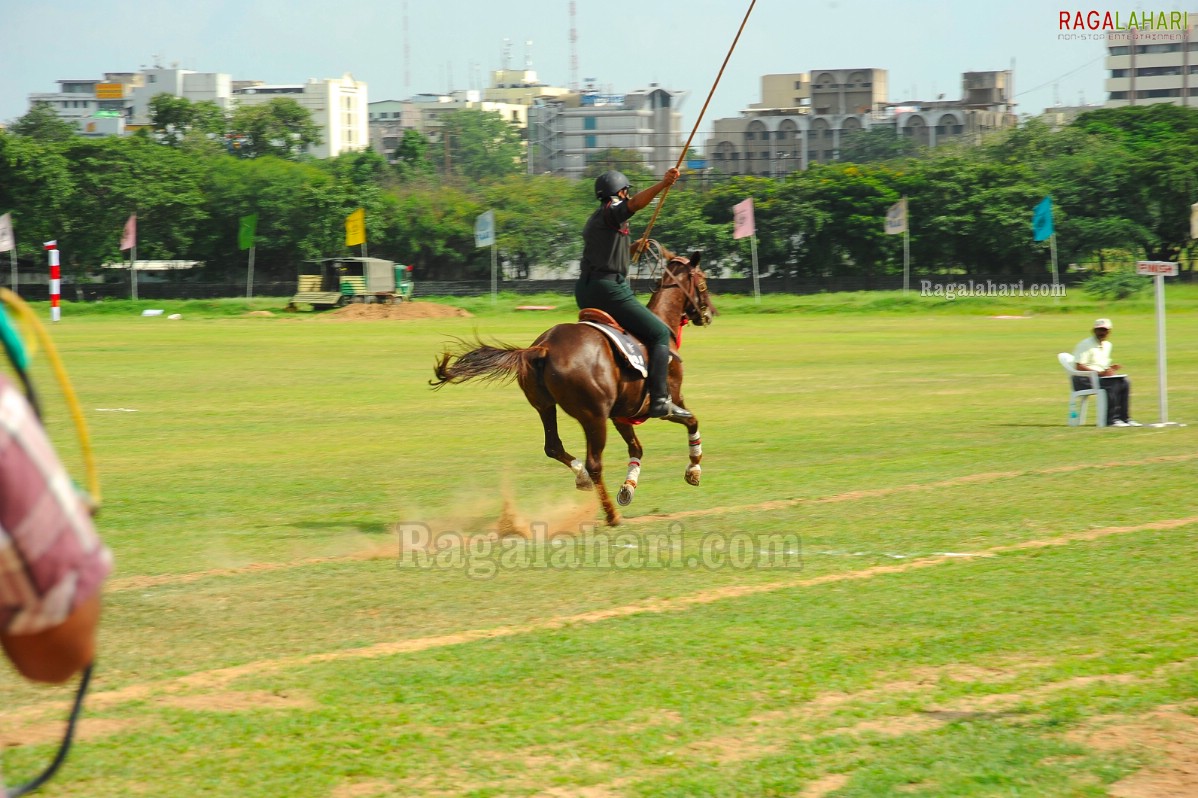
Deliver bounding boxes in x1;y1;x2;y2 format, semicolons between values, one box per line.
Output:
430;339;548;390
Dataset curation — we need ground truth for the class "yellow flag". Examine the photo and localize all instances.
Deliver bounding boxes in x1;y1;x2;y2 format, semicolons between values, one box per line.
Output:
345;208;366;247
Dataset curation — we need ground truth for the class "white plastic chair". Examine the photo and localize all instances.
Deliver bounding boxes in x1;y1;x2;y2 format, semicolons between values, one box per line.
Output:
1058;353;1108;427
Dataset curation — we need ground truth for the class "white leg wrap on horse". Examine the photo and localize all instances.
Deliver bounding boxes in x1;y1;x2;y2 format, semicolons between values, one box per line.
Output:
625;458;641;487
688;431;702;458
571;458;592;489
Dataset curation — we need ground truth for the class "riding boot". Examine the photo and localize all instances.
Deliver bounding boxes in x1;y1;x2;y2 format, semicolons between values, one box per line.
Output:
647;344;693;420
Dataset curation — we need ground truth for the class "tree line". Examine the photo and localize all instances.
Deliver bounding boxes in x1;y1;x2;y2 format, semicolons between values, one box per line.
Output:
2;98;1197;286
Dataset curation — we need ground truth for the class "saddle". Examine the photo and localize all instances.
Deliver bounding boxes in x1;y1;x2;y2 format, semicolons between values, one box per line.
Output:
577;309;681;379
578;309;648;377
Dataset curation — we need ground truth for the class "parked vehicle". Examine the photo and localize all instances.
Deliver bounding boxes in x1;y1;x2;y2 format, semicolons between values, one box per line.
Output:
289;257;414;309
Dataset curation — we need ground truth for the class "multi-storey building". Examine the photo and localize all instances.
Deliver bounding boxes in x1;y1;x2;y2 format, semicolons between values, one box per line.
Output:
230;73;369;159
127;67;233;126
1105;15;1198;107
707;68;1015;176
528;83;687;178
27;73;145;136
25;68;367;158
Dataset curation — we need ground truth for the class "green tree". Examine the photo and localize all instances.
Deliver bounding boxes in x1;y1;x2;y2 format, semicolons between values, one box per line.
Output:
148;95;226;147
8;102;77;142
50;137;209;284
440;109;523;182
392;128;434;179
838;126;920;164
479;174;590;277
228;98;322;160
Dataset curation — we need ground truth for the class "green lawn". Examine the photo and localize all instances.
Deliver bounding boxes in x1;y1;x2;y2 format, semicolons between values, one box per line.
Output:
1;292;1196;797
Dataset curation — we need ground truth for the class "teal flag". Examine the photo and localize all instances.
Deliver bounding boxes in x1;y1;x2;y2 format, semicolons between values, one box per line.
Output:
1032;197;1054;242
238;214;258;250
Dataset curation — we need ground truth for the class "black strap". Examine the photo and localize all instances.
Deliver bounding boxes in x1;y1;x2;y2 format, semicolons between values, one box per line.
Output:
5;663;92;797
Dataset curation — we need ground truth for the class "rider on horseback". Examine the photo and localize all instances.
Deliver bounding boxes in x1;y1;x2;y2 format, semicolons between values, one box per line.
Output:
576;167;692;421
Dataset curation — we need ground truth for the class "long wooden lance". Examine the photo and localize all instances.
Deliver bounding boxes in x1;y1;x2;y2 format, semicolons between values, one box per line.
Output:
633;0;758;262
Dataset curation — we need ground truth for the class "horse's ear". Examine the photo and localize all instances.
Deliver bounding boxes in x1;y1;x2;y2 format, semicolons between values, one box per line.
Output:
690;251;702;268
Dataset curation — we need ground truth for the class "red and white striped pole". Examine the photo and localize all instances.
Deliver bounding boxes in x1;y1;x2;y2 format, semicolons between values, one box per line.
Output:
44;240;60;322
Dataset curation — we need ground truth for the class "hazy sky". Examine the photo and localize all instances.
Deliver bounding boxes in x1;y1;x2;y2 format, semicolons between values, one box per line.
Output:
1;0;1111;139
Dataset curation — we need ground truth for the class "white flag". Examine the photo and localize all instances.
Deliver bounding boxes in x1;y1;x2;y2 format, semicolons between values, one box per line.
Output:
1190;202;1198;240
474;210;495;247
884;198;908;235
0;213;13;253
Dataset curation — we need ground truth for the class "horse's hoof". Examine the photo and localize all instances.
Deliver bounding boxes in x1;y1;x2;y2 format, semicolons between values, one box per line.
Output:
605;512;622;527
617;483;635;506
685;465;702;486
575;473;594;491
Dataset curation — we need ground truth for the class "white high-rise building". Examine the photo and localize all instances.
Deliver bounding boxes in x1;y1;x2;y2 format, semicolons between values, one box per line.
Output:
128;67;233;125
1104;14;1198;107
233;74;369;159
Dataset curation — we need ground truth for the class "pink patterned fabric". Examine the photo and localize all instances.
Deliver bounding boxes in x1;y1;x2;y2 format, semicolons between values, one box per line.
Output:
0;377;111;636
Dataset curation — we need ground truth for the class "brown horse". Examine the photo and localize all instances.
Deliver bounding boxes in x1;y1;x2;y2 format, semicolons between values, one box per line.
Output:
431;249;715;526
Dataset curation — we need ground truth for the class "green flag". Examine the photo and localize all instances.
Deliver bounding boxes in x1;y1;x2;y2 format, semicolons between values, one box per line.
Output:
238;214;258;251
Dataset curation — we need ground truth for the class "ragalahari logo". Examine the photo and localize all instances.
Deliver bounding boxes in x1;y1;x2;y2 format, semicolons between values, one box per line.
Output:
1059;10;1188;31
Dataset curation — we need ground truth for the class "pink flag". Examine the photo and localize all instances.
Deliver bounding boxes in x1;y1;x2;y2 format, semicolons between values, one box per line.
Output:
120;214;137;251
732;198;755;240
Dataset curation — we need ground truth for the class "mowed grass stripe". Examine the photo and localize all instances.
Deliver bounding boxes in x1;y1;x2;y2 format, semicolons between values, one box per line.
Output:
8;514;1195;728
102;451;1198;591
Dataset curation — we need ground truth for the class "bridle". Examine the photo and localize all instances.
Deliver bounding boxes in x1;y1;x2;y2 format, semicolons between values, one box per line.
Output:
654;257;711;327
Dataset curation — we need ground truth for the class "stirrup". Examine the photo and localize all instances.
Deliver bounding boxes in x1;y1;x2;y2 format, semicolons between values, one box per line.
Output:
650;398;693;420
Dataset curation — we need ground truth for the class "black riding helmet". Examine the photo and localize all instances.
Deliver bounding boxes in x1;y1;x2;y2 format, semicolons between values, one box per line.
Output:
594;170;631;201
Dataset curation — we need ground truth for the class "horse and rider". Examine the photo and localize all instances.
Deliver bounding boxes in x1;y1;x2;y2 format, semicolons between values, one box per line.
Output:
433;166;714;525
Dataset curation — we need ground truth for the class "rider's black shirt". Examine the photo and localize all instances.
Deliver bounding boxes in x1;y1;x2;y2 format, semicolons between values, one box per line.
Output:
580;199;634;278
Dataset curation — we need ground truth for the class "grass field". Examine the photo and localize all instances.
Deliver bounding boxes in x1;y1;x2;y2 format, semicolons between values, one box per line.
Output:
1;289;1196;797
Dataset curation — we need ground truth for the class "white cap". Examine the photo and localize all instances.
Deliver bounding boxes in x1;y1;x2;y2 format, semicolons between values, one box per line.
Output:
1093;318;1112;330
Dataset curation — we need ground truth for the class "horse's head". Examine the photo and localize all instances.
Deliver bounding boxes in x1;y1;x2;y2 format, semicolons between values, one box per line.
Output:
657;250;715;327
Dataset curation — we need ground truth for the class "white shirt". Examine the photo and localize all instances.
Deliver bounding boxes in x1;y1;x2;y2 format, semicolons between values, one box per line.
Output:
1073;335;1112;372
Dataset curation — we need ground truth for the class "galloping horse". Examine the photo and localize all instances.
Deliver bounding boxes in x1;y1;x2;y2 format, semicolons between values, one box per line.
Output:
431;248;714;526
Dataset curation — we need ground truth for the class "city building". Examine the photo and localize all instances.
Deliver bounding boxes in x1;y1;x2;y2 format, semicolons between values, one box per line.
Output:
528;83;687;178
706;68;1016;176
1104;15;1198;107
127;66;233;127
231;73;369;159
24;67;367;158
27;73;145;136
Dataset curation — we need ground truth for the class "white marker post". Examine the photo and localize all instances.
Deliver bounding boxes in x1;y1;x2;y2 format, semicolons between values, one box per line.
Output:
1135;260;1184;427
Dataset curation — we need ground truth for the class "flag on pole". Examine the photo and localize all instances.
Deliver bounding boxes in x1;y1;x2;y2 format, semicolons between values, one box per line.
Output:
884;197;908;235
474;210;495;247
238;213;258;250
0;213;13;253
1190;202;1198;240
732;198;755;240
345;208;366;247
1032;197;1054;242
120;214;137;251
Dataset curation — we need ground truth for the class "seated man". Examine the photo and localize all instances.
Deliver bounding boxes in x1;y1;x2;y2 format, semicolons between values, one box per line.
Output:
1072;318;1140;427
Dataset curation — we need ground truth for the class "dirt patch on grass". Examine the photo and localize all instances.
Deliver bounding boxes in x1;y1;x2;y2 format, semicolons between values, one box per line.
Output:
2;717;145;747
798;774;850;797
1072;704;1198;798
159;690;315;712
324;302;472;320
331;780;394;798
